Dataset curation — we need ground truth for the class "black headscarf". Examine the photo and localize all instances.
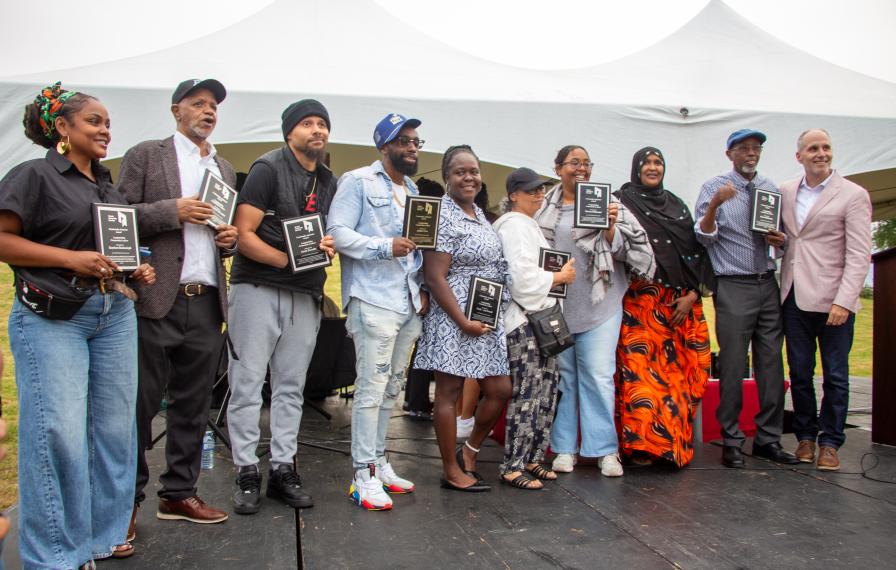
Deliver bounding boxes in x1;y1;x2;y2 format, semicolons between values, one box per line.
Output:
616;147;715;294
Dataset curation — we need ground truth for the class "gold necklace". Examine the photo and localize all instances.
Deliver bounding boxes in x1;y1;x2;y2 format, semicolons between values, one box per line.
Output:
392;184;407;207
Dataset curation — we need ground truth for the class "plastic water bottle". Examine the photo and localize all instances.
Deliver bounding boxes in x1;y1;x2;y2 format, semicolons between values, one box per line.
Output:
201;430;215;470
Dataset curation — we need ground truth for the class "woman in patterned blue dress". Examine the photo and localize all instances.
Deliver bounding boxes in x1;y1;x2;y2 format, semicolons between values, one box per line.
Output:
414;145;511;492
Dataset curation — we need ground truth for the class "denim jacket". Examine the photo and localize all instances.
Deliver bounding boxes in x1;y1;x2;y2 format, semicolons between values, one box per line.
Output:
327;160;423;314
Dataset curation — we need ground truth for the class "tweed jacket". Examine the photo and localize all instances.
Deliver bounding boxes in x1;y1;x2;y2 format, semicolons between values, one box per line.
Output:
117;135;235;320
779;171;872;314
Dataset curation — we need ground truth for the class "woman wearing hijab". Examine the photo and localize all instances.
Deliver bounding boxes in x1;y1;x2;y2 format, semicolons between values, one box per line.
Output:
614;147;715;467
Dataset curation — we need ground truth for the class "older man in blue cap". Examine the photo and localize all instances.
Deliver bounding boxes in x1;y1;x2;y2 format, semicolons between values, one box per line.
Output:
694;129;799;468
327;113;428;510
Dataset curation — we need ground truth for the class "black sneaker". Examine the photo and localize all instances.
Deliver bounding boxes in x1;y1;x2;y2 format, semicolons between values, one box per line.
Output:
266;464;314;508
232;465;262;515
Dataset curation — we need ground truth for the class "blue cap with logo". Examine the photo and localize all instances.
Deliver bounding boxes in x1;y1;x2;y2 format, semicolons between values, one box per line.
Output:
373;113;422;149
727;128;767;149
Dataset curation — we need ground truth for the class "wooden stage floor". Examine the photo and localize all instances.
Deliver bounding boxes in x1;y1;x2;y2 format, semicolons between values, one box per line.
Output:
4;393;896;569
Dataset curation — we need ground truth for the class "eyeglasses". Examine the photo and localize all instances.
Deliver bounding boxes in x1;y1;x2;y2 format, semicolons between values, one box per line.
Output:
731;144;763;153
520;185;547;196
394;136;425;149
560;160;594;169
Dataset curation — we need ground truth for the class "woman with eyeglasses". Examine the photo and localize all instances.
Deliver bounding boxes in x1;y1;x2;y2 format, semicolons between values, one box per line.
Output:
493;167;576;489
614;147;714;467
414;145;512;492
534;145;654;478
0;83;155;569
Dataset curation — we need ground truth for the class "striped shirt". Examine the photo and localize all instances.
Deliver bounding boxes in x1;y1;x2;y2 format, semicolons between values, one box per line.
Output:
694;169;778;276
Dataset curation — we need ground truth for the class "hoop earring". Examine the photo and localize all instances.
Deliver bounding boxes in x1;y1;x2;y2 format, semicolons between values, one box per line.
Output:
56;135;70;155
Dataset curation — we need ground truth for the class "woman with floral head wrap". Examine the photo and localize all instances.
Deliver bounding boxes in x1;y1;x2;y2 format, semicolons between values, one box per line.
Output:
0;83;155;568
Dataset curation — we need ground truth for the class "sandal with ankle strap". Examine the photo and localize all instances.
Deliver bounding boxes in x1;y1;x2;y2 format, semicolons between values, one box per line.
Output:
456;442;484;482
501;471;542;490
526;464;558;481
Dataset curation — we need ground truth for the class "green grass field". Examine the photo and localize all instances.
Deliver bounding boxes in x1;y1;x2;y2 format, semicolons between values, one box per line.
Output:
0;260;873;509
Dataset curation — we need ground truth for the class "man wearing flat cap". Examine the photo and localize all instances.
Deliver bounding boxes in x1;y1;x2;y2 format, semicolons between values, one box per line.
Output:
119;78;237;534
694;129;799;468
327;113;427;510
226;99;337;514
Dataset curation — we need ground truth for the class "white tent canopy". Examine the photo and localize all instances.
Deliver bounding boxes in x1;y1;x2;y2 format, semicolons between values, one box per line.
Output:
1;0;894;214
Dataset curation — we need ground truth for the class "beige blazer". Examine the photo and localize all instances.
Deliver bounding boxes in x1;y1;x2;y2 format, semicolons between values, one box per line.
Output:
779;171;871;314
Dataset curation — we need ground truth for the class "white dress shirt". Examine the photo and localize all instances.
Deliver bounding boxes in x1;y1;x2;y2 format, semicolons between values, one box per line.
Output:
796;170;834;229
173;131;221;286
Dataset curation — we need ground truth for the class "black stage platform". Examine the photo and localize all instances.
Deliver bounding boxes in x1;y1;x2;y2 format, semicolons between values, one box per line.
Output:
4;395;896;569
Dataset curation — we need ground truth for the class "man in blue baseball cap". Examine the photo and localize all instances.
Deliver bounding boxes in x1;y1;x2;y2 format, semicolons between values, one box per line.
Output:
694;129;798;469
327;113;427;510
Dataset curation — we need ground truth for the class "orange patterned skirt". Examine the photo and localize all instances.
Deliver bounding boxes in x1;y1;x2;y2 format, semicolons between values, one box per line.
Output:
614;280;710;467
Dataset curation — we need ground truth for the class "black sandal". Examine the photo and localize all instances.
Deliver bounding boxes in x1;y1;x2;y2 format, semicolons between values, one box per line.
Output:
526;464;558;481
501;472;542;490
456;442;484;482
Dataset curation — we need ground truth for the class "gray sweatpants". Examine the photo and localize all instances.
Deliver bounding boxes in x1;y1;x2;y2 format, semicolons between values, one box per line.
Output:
226;282;321;468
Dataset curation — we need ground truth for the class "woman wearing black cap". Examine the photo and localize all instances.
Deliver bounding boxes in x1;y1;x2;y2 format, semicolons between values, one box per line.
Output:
0;82;155;568
614;147;714;467
493;168;576;489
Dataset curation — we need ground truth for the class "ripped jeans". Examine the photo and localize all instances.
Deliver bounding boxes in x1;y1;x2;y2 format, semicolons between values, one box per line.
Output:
346;298;422;469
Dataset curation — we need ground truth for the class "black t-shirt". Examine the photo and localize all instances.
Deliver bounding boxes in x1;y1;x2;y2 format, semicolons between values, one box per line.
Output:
0;149;127;288
229;159;329;296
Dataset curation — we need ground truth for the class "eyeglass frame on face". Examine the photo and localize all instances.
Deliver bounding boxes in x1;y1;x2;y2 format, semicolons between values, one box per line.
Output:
393;136;425;149
731;144;763;153
559;159;594;169
517;184;547;196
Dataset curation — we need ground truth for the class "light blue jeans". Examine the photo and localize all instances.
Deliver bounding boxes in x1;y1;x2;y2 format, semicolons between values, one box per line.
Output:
346;298;421;469
550;307;623;458
10;292;138;569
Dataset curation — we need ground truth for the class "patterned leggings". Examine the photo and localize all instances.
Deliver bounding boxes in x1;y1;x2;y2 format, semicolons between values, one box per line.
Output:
500;323;560;474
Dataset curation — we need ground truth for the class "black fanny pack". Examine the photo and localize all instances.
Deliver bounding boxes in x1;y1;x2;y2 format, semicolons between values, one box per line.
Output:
14;269;92;320
519;301;575;358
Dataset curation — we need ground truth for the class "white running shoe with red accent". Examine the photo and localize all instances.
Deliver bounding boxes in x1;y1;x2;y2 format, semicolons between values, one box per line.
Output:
349;465;393;511
377;461;415;494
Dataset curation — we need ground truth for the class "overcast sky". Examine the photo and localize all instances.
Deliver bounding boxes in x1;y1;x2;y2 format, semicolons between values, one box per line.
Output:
0;0;893;83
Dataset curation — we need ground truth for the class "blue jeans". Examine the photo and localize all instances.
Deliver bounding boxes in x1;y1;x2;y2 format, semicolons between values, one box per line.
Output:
783;292;854;448
10;293;137;569
550;308;623;458
346;299;421;469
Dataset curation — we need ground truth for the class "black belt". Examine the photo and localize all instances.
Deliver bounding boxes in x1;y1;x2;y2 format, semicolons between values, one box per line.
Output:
179;283;215;296
718;271;775;281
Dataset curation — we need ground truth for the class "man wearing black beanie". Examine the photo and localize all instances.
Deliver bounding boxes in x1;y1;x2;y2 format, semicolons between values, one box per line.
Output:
226;99;338;514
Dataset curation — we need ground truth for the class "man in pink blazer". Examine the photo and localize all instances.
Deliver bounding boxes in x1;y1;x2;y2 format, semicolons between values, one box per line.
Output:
779;129;872;471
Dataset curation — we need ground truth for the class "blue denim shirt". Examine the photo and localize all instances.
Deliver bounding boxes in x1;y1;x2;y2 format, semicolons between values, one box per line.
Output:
327;160;423;314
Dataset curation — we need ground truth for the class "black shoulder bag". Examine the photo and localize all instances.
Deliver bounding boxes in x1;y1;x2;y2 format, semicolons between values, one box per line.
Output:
517;300;575;358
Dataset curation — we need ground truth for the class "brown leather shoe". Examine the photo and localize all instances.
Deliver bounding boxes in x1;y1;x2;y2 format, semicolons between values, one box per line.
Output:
127;503;138;542
157;496;229;524
817;446;840;471
795;440;816;463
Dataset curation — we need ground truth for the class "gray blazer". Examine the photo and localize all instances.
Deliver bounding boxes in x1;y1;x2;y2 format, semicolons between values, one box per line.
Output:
117;135;236;320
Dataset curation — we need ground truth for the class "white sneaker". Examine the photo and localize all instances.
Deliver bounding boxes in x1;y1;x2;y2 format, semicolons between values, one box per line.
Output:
377;461;415;494
349;466;393;511
599;453;624;477
456;416;474;439
552;453;576;473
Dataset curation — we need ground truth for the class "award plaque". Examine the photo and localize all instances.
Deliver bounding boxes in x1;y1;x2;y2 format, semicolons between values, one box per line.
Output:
574;182;612;229
198;169;238;228
464;276;504;329
92;204;140;271
401;195;442;250
281;213;332;273
539;247;571;298
750;188;782;234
